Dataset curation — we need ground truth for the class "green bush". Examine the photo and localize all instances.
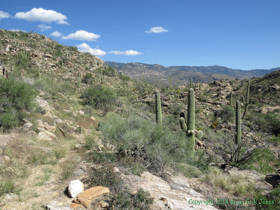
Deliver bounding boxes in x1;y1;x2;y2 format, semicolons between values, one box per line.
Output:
215;105;235;123
80;85;117;110
254;185;280;209
119;74;130;81
107;187;153;210
265;113;280;136
82;73;94;84
98;114;193;173
0;78;38;129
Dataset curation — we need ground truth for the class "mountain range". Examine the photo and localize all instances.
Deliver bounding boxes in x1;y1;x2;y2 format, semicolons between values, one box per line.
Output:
104;61;280;85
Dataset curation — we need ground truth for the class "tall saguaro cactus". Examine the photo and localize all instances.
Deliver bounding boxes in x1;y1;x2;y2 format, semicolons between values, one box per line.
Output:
77;72;81;88
155;91;162;126
179;88;203;158
230;91;233;106
236;100;241;144
242;80;251;119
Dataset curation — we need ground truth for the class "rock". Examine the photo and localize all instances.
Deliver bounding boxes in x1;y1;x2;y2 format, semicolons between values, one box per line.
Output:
5;44;11;52
23;122;33;132
265;175;280;188
55;118;64;124
73;186;110;208
79;110;84;115
37;131;58;141
44;122;57;133
45;204;72;210
57;92;67;99
0;156;11;165
113;167;121;173
68;180;84;198
35;97;54;117
69;203;85;209
97;200;109;208
45;54;53;58
272;84;280;91
121;171;217;210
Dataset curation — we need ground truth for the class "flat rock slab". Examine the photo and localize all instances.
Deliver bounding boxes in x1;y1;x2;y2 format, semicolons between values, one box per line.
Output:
121;171;217;210
73;186;110;208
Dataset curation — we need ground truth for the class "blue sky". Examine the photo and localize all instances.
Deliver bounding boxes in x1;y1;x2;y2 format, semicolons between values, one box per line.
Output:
0;0;279;70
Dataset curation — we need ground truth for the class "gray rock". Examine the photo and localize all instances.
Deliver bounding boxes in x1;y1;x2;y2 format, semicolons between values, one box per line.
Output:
45;204;72;210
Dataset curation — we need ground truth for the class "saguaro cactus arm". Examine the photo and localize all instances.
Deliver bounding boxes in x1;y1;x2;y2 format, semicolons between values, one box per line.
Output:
179;117;188;132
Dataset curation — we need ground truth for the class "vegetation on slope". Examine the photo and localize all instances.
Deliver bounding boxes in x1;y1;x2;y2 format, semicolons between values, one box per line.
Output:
0;29;280;209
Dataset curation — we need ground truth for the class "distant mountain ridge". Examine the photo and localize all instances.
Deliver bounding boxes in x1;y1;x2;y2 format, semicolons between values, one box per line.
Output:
104;61;280;85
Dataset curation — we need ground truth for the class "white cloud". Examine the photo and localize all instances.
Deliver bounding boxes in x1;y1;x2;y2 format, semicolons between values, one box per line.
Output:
77;43;106;56
62;30;100;41
0;11;10;20
109;50;142;56
38;24;51;31
14;8;69;24
50;31;63;37
9;29;27;33
145;26;168;33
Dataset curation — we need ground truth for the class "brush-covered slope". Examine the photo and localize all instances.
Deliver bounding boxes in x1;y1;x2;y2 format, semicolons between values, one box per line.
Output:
0;29;280;209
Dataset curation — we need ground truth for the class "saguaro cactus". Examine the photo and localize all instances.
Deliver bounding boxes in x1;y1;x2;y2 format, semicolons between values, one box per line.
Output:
242;80;251;119
179;88;203;157
155;91;162;126
77;72;81;87
230;91;233;106
236;100;241;144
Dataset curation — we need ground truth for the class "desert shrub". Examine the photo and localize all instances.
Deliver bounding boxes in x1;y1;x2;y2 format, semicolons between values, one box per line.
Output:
103;66;117;76
119;74;130;81
265;112;280;136
0;78;38;129
81;73;94;84
215;105;235;123
254;185;280;209
98;114;193;174
268;135;280;146
0;180;17;196
199;91;208;102
80;85;117;111
204;129;266;168
244;148;280;174
89;164;123;192
107;187;153;210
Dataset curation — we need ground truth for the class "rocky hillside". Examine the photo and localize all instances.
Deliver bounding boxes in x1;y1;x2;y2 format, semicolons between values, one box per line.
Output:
104;61;280;86
0;29;280;210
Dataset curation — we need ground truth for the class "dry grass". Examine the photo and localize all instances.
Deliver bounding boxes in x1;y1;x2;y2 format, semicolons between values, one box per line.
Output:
204;167;259;199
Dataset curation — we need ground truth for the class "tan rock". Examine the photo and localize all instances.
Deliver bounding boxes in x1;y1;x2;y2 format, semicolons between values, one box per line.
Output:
70;203;85;209
73;186;110;208
44;122;56;133
37;131;57;141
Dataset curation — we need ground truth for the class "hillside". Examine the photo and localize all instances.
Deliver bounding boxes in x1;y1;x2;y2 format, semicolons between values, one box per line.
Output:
0;29;280;210
104;61;280;86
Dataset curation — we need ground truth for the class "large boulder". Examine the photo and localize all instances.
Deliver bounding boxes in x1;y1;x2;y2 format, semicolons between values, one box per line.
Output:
68;180;84;198
72;186;110;208
265;175;280;188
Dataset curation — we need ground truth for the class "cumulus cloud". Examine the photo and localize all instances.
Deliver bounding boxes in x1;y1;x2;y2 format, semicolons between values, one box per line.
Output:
9;29;27;33
50;31;63;37
109;50;142;56
77;43;106;56
62;30;100;41
38;24;51;31
145;26;168;33
14;8;69;24
0;11;10;20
